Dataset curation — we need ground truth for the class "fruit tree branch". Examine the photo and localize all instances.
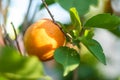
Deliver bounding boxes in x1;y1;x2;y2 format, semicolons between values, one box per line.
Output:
11;22;22;55
41;0;55;23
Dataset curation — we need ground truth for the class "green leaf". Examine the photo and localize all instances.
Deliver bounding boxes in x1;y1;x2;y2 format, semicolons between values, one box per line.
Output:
109;26;120;37
81;38;106;65
54;46;80;76
84;29;94;39
84;0;113;20
84;13;120;30
57;0;98;16
40;0;56;9
0;46;49;80
69;7;82;35
0;75;8;80
74;0;98;16
57;0;74;12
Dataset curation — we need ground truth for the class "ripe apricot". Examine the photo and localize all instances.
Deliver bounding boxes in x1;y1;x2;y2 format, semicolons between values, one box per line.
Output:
24;19;66;61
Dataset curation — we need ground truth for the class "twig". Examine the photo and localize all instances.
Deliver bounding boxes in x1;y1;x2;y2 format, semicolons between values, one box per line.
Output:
1;24;13;46
41;0;55;23
29;3;39;24
11;22;22;55
22;0;33;33
40;0;69;40
79;27;85;36
0;0;2;12
3;0;11;24
73;68;78;80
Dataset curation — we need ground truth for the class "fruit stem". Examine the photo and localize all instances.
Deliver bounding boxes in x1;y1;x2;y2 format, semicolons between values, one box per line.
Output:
11;22;22;55
41;0;55;23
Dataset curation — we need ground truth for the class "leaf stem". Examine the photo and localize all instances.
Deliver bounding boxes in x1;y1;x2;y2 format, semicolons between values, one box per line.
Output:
73;67;79;80
11;22;22;55
79;27;85;36
41;0;55;23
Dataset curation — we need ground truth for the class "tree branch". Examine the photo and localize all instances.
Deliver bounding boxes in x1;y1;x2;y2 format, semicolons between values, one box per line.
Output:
22;0;33;33
3;0;11;24
41;0;55;23
11;22;22;55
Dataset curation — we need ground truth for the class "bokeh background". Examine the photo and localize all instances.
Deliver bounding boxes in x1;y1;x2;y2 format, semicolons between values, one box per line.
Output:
0;0;120;80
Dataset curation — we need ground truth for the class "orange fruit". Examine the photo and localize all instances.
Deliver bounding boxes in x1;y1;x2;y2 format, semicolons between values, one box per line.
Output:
23;18;66;61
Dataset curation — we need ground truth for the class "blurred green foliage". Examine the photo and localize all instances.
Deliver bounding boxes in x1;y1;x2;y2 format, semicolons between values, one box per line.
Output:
1;0;120;80
0;46;50;80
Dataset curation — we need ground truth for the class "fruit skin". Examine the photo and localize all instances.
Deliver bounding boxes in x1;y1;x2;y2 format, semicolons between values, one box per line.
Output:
24;18;65;61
